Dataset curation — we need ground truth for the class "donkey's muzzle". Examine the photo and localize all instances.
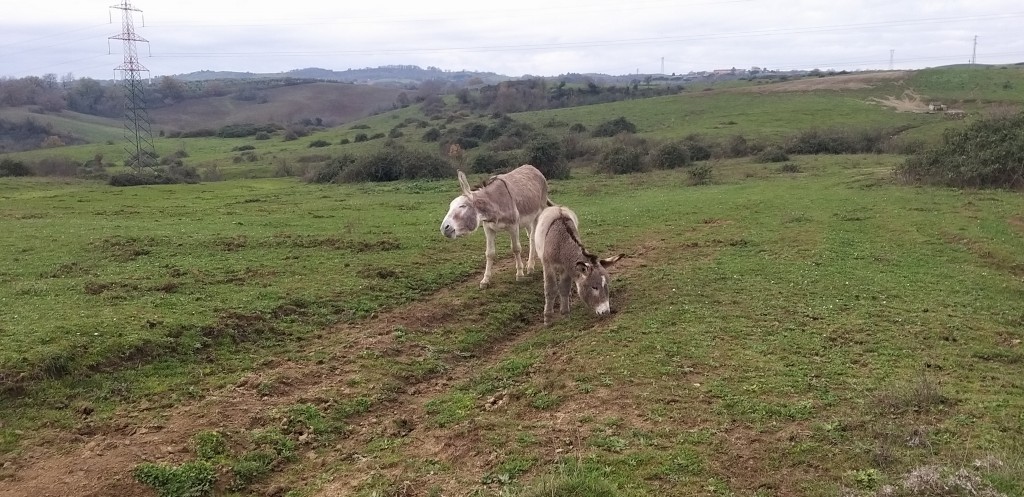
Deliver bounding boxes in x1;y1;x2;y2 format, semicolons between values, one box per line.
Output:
441;223;457;239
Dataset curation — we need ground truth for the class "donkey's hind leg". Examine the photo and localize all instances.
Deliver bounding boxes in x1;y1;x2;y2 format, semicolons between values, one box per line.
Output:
525;220;538;274
509;226;525;280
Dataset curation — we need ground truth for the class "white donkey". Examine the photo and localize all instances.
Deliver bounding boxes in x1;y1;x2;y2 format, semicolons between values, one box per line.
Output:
535;205;624;325
441;164;549;288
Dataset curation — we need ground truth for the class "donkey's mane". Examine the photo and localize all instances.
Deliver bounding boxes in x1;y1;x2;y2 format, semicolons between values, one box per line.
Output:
551;214;598;264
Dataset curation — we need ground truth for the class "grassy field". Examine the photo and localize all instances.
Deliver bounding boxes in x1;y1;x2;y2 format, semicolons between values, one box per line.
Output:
0;107;124;144
1;154;1022;496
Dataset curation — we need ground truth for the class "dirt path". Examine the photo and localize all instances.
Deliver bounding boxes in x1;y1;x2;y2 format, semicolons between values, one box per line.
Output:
0;245;659;497
734;70;909;93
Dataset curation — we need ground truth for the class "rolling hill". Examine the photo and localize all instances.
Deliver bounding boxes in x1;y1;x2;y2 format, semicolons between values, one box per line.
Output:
147;81;404;131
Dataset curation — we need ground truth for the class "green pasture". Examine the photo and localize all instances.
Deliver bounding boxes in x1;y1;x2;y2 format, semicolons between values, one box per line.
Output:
1;155;1022;496
0;107;124;144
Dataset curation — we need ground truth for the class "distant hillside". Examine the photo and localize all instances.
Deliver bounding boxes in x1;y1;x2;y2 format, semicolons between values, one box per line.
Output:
174;65;512;86
148;82;404;131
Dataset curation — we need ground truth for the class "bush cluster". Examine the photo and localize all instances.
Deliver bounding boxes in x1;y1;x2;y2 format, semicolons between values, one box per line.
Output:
755;146;790;163
522;133;570;179
897;111;1024;188
218;123;279;138
471;152;518;174
591;117;637;137
306;146;454;183
0;158;33;177
109;164;200;187
783;127;890;155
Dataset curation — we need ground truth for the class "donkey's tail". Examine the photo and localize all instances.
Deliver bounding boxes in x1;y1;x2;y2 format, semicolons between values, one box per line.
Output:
546;197;556;207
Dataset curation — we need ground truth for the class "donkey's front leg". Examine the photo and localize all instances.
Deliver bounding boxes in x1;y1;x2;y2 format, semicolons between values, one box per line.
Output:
480;225;497;288
557;273;573;315
542;265;557;326
509;226;525;280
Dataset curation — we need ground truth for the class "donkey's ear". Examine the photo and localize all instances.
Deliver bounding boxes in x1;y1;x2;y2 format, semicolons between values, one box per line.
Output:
575;261;590;274
457;170;472;196
599;254;625;268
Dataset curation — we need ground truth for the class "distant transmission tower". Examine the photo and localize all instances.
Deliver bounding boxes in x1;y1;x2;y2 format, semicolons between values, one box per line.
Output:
889;49;894;70
109;1;156;171
971;35;978;66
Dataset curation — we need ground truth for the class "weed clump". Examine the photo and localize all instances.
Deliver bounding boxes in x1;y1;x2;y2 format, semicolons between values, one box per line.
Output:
133;461;216;497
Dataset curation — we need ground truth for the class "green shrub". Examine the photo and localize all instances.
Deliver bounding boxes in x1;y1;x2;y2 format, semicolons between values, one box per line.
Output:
784;127;890;155
339;138;351;145
254;131;271;140
308;139;330;148
33;157;80;177
569;123;587;133
305;156;354;183
897;111;1024;188
133;461;216;497
339;145;454;183
388;128;404;139
591;117;637;137
231;144;255;152
688;164;713;185
523;133;569;180
755;146;790;163
422;128;442;142
717;134;752;158
598;143;649;174
0;158;33;177
108;165;200;187
472;152;518;174
354;133;369;143
180;128;216;138
561;133;595;162
218;124;258;138
681;134;713;161
461;122;489;140
650;142;692;169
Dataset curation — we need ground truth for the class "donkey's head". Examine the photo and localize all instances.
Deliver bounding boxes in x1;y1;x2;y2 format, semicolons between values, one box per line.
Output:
441;171;485;239
574;253;625;316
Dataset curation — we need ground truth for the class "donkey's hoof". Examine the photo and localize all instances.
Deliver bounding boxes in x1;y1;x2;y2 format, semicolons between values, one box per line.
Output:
479;280;490;289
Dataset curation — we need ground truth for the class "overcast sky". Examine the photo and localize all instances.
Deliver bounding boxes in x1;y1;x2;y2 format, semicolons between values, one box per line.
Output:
2;0;1023;80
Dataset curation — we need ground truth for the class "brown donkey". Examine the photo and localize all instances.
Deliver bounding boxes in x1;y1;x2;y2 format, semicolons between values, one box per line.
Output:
535;205;624;325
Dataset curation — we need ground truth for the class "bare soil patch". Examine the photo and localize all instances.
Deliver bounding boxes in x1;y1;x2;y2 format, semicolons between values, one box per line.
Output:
869;89;932;113
0;255;590;497
738;71;909;93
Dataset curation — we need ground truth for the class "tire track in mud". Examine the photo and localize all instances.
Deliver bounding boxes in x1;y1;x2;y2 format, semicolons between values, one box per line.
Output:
0;259;564;497
1;240;665;497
